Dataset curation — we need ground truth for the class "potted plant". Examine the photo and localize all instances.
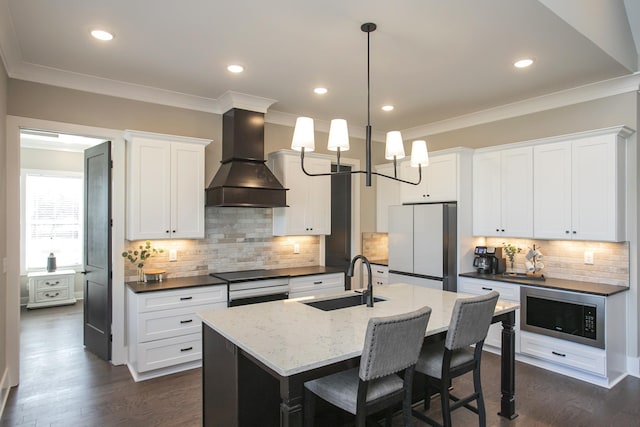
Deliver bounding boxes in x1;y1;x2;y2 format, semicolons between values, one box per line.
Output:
502;242;521;273
122;241;164;282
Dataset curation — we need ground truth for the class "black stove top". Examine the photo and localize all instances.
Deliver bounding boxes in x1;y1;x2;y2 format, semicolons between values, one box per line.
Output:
209;269;290;283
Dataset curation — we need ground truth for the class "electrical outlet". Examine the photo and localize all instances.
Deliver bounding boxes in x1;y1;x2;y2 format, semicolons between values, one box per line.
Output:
293;243;300;254
169;249;178;262
584;251;594;265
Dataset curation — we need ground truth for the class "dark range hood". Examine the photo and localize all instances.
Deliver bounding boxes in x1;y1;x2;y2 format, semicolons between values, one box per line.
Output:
206;108;287;207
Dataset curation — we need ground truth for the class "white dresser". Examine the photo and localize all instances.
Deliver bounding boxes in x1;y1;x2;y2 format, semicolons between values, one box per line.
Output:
27;270;77;309
127;284;227;381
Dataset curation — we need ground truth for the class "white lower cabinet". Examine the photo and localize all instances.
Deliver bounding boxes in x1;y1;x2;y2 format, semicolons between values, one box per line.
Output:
289;273;345;299
363;264;389;287
127;285;227;381
520;331;606;376
458;277;520;353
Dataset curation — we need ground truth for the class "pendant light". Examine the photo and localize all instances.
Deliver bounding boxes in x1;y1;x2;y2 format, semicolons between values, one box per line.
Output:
290;22;428;186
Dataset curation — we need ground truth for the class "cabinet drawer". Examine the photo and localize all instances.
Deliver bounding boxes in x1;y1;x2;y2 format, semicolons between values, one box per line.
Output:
34;276;72;291
35;287;70;302
136;286;227;313
520;331;606;376
289;273;345;293
136;333;202;373
371;265;389;279
458;278;519;301
137;303;223;342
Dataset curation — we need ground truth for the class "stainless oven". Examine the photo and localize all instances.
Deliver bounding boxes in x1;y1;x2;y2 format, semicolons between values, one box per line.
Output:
227;278;290;307
520;286;605;349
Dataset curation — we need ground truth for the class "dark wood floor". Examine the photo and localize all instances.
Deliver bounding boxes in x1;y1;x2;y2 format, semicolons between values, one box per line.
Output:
2;303;640;426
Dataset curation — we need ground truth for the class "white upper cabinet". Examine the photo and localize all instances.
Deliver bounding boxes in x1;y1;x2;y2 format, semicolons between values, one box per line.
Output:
125;131;210;240
400;153;458;203
473;146;533;237
269;151;331;236
534;131;627;241
375;163;401;232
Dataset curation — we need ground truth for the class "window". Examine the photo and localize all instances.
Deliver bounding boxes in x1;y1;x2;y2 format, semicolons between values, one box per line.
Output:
22;170;84;271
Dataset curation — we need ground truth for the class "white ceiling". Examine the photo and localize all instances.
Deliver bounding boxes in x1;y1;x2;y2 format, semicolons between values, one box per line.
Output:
1;0;639;140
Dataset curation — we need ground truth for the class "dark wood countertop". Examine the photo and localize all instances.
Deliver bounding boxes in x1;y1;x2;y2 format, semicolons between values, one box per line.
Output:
459;272;628;296
126;275;227;293
127;266;345;292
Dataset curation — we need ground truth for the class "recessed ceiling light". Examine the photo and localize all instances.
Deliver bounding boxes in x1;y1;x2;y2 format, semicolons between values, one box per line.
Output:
381;105;394;112
91;30;114;41
514;58;534;68
227;64;244;73
314;87;328;95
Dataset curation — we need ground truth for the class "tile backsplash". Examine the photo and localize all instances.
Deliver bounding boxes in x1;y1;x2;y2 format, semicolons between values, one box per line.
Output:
485;237;629;286
123;207;320;281
362;232;389;262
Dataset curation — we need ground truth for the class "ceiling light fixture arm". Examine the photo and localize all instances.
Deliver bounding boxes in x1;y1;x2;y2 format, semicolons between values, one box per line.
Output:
300;147;422;185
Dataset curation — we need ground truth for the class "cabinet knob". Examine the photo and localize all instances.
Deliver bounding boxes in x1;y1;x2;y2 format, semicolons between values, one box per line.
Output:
565;230;570;234
572;231;577;234
172;230;176;233
496;228;500;232
501;229;505;232
426;194;430;197
165;230;170;234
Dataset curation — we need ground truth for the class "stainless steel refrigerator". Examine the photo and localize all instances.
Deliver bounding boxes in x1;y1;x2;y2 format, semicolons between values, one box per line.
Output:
388;203;457;291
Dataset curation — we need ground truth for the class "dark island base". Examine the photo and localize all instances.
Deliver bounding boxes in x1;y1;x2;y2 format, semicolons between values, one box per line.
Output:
203;311;517;426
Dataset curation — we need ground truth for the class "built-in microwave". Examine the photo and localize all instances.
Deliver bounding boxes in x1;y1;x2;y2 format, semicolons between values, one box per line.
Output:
520;286;605;349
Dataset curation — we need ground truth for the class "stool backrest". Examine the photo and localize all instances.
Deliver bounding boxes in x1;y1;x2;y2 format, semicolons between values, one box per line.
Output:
445;291;499;351
359;306;432;381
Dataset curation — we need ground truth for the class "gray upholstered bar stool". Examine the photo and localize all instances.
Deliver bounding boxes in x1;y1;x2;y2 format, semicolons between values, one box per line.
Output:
304;306;432;427
412;291;499;427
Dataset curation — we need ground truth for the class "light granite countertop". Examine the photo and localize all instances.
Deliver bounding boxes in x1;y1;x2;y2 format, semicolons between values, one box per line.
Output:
198;283;519;377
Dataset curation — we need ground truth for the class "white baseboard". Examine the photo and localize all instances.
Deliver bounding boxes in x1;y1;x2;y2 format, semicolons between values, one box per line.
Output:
126;361;201;382
627;356;640;377
0;367;11;420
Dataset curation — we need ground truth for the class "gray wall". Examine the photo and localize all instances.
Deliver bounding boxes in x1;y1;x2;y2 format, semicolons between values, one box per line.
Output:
0;55;8;393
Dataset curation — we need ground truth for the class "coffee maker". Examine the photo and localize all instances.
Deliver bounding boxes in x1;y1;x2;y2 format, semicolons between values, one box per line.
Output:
473;246;506;274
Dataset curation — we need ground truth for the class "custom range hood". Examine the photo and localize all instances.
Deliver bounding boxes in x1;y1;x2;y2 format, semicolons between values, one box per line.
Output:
206;108;287;207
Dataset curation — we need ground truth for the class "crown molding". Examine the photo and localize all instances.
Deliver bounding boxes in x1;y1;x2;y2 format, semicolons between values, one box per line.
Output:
216;91;277;114
402;72;640;139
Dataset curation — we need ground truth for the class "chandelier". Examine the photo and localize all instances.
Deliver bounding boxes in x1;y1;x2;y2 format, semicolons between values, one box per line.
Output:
290;22;429;187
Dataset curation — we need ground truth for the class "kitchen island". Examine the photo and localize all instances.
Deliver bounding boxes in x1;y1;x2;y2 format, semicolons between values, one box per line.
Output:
199;284;519;426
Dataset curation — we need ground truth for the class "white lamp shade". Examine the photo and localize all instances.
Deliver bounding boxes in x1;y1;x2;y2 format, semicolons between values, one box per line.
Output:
410;140;429;167
385;131;405;160
327;119;350;151
291;117;315;151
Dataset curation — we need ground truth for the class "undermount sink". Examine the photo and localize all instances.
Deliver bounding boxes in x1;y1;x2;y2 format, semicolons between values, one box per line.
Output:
303;294;386;311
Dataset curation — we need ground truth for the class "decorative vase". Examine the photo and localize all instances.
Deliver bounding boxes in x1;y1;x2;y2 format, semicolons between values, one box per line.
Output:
137;268;145;283
508;260;515;273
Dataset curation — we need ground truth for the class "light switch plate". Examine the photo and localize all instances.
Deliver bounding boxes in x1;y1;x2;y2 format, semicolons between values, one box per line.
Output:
584;251;594;265
293;244;300;254
169;249;178;262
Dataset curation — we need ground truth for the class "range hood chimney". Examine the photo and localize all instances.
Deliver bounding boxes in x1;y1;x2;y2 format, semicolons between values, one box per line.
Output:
206;108;287;207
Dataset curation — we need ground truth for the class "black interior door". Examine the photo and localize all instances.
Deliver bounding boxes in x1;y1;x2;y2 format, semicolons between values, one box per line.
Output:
83;141;112;360
325;164;352;289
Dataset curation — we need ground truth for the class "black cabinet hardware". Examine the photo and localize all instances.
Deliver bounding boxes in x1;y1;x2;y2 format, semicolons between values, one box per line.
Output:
551;351;566;357
180;347;193;352
180;319;193;324
180;296;193;301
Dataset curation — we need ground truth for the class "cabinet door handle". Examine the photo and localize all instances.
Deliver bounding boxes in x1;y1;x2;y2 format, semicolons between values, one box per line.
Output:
376;270;384;274
551;351;566;357
180;347;193;352
45;281;60;286
180;319;193;324
45;292;60;298
313;281;323;285
481;287;493;291
180;296;193;301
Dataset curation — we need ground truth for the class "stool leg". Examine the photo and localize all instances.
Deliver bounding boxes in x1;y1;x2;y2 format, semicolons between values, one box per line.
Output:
440;380;452;427
473;363;486;427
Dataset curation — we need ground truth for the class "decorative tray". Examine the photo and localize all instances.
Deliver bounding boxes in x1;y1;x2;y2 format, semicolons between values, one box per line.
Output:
502;272;546;281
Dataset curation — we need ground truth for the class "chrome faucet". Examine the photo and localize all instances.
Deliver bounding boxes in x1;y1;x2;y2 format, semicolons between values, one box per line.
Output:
347;255;374;307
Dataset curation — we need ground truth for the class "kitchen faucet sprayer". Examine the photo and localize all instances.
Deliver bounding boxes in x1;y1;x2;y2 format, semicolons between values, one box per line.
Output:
347;255;374;307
